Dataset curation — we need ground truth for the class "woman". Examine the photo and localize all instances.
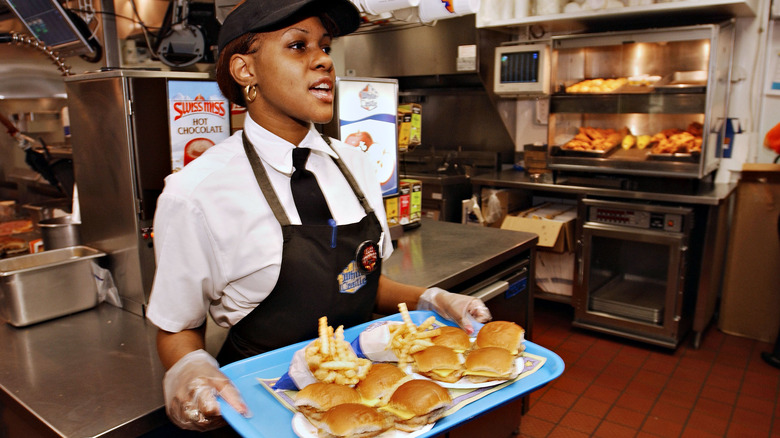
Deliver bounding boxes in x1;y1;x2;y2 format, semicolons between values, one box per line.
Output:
146;0;491;432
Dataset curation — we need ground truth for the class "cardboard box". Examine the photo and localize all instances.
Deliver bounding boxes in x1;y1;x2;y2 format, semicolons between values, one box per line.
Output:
480;188;529;228
397;104;421;152
462;197;483;226
401;178;422;223
398;181;411;225
535;251;575;296
397;111;412;152
523;143;550;174
718;164;780;343
384;195;399;226
501;203;577;253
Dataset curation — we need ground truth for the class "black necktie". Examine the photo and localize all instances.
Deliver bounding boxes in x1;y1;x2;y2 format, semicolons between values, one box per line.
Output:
291;147;332;224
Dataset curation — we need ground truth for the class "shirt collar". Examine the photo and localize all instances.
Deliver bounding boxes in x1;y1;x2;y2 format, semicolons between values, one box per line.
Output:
243;117;339;175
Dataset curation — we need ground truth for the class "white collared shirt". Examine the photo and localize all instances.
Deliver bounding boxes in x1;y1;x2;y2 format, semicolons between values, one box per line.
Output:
146;117;392;333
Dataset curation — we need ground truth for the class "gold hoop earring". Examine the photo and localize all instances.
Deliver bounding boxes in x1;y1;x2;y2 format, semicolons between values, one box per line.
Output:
244;84;257;103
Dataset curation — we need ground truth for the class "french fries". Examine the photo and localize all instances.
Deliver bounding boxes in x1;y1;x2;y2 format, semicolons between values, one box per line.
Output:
305;316;371;386
389;303;441;367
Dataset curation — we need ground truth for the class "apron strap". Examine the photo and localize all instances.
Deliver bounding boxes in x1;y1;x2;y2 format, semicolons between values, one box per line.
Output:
320;134;375;215
242;132;291;226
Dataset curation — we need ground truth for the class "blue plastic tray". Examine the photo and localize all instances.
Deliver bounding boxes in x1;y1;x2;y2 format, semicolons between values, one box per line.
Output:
219;311;564;438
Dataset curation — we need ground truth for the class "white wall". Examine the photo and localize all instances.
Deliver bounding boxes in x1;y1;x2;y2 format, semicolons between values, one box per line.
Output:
718;0;777;182
756;1;780;164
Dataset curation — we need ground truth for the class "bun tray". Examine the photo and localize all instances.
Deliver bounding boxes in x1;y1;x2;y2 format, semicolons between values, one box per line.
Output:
218;311;564;438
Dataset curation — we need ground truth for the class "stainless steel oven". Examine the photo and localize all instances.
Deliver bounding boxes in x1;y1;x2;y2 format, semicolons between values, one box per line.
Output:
573;198;694;348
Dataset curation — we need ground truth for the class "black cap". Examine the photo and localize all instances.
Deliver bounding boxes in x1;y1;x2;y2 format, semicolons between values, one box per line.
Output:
217;0;361;53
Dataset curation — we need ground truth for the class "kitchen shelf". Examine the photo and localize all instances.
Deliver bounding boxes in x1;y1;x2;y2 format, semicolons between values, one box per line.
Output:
477;0;758;32
550;92;707;114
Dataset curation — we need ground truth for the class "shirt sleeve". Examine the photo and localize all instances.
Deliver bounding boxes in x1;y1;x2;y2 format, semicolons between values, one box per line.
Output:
146;191;224;333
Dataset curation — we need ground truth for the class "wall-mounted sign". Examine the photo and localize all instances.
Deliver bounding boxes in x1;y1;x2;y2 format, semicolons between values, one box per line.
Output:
167;80;230;172
335;77;399;197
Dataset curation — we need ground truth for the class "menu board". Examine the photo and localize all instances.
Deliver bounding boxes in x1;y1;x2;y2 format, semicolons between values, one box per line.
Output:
336;78;399;197
167;80;231;172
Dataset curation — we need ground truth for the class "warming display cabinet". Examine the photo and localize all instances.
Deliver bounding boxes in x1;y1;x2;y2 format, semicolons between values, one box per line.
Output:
547;22;734;179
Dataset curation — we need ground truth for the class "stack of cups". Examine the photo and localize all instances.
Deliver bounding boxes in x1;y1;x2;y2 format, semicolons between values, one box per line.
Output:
514;0;530;18
361;0;421;15
418;0;481;23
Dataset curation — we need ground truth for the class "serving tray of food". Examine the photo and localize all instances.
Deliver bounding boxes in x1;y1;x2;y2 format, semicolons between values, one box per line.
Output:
218;311;564;438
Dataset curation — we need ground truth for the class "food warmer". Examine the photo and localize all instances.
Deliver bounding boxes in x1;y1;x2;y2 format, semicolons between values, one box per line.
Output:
547;22;734;179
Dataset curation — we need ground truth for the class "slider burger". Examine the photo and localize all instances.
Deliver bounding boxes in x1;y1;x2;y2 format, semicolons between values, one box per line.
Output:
412;345;464;384
355;363;411;407
381;379;452;432
463;346;516;383
475;321;526;355
431;326;471;353
294;382;361;423
317;403;393;438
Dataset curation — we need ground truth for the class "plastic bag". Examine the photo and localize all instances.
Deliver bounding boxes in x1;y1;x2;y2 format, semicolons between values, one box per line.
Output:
91;262;122;308
482;192;504;226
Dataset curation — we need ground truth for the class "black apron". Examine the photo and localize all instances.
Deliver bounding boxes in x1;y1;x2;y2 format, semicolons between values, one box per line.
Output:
216;133;383;366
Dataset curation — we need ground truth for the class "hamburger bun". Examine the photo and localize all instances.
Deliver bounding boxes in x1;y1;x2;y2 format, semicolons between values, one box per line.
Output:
294;382;361;422
463;346;516;383
412;345;464;384
432;326;471;353
355;363;410;406
317;403;393;438
0;235;27;254
475;321;525;355
382;379;452;432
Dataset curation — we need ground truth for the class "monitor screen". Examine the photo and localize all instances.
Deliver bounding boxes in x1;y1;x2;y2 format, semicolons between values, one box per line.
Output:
500;51;540;84
5;0;95;57
493;44;549;96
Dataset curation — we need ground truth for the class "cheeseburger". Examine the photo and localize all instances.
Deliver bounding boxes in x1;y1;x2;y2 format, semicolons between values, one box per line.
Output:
317;403;393;438
463;346;517;383
475;321;525;355
431;326;471;353
381;379;452;432
355;363;410;406
294;382;361;422
412;345;464;383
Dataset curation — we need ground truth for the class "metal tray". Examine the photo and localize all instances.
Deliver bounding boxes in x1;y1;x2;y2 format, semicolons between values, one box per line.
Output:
218;311;565;438
589;274;666;324
654;70;708;93
0;246;105;327
647;151;701;162
552;144;620;158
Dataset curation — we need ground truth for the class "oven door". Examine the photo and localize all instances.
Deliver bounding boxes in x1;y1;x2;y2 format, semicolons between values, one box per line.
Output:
573;222;689;348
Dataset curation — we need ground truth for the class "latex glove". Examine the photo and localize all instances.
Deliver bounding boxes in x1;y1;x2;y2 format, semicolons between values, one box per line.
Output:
163;349;250;431
416;287;492;335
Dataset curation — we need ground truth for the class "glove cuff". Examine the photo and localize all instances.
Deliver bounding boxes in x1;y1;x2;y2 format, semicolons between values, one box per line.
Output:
416;287;446;311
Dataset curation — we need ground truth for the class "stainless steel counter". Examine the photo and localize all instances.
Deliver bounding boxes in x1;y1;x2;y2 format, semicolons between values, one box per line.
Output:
0;303;167;438
383;218;538;290
0;219;538;437
471;169;736;206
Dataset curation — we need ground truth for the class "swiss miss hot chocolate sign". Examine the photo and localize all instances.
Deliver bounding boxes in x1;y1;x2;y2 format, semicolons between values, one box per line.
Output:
167;80;230;172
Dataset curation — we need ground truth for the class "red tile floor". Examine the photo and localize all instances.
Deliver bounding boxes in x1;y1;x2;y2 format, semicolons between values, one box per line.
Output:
519;299;780;438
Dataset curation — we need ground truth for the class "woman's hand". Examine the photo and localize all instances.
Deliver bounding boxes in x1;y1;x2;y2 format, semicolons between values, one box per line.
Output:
163;349;250;431
416;287;492;335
